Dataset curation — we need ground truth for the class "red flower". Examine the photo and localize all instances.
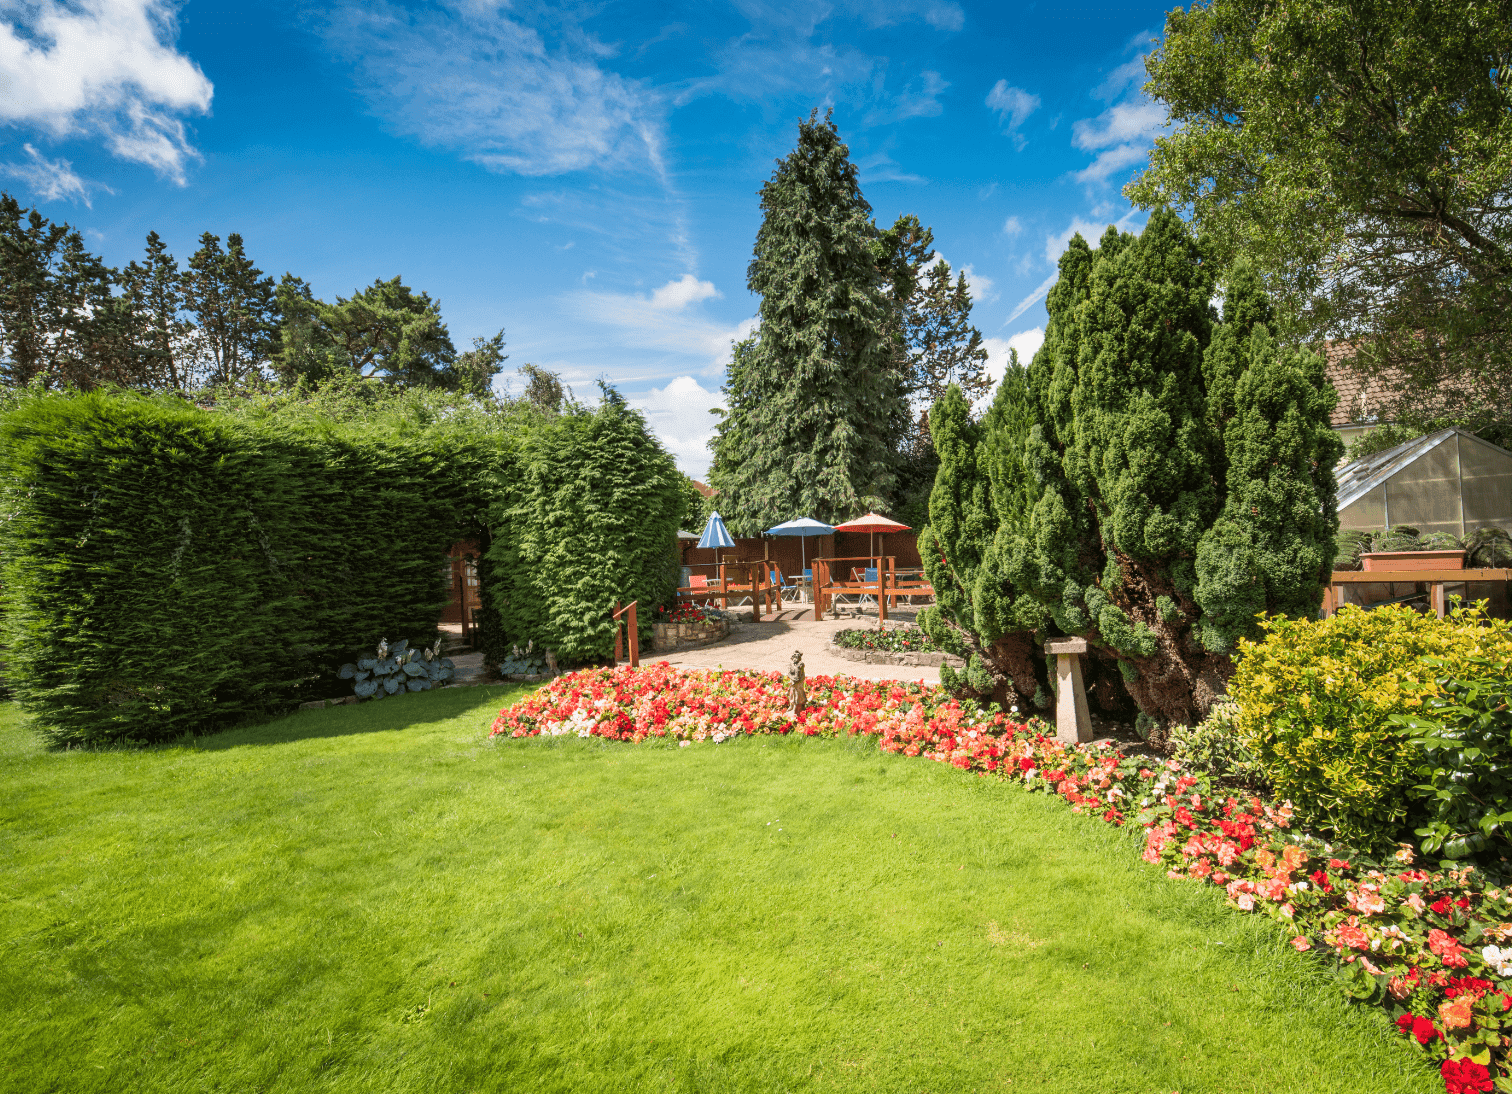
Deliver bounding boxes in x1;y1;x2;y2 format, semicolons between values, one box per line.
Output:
1395;1014;1441;1045
1308;869;1334;894
1441;1057;1492;1094
1431;896;1452;915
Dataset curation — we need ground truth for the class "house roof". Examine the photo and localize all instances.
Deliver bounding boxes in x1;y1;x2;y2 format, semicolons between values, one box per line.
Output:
1323;342;1401;428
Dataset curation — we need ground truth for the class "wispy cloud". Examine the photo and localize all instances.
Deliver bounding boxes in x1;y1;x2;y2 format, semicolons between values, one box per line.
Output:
0;144;104;204
321;1;665;177
1069;36;1164;187
985;80;1039;149
1001;215;1022;236
0;0;212;184
1004;271;1059;325
865;70;948;127
855;151;925;184
563;277;756;370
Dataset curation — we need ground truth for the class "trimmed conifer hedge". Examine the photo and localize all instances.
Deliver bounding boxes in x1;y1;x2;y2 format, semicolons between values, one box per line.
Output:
0;391;516;745
487;392;683;664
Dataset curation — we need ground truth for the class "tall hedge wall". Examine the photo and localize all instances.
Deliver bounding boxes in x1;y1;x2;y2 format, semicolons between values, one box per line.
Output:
0;391;516;745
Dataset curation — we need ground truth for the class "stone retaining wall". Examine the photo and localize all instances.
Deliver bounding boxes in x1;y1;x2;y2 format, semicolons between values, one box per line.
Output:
826;639;965;668
652;619;731;652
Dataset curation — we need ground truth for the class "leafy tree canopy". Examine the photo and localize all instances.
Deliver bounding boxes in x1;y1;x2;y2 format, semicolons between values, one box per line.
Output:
1131;0;1512;432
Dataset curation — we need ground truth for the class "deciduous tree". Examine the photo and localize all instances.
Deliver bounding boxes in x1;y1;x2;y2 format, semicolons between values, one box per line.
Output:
1131;0;1512;436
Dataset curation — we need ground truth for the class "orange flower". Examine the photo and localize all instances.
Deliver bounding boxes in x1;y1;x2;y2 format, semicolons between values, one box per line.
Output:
1438;997;1475;1031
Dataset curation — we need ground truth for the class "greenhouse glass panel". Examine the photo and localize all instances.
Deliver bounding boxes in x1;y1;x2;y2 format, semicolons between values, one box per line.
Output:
1383;437;1460;535
1340;484;1385;531
1460;434;1512;533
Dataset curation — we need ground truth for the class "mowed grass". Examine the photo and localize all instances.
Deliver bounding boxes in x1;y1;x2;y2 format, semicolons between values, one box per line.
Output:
0;688;1437;1094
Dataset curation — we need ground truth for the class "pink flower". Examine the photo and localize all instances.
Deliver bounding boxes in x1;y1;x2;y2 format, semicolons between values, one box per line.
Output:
1404;893;1426;916
1236;893;1255;911
1291;936;1311;952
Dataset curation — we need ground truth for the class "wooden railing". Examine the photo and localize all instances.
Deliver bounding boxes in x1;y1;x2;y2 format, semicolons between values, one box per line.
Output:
673;561;779;621
611;600;639;667
1323;568;1512;618
809;556;934;623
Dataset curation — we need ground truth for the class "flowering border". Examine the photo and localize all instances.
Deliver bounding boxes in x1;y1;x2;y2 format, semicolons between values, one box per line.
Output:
491;663;1512;1094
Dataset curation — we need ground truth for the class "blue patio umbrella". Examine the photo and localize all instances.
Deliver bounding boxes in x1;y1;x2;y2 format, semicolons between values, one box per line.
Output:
698;511;736;568
763;516;835;580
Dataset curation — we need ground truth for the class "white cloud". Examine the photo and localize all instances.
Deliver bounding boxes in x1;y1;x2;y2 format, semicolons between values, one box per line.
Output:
1001;215;1022;237
985;80;1039;149
321;2;664;177
1009;326;1046;362
650;274;721;311
959;263;995;304
629;375;726;479
1043;216;1106;265
0;144;101;204
1072;101;1166;152
974;328;1044;414
1073;142;1152;185
0;0;212;183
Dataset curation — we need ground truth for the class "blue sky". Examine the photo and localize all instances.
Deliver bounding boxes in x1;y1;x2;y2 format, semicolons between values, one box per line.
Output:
0;0;1172;478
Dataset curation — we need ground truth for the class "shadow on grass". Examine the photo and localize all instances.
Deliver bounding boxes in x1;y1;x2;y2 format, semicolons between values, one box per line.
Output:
192;684;532;750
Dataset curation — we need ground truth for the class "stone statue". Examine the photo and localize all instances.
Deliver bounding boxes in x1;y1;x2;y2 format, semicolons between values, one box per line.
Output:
788;650;806;714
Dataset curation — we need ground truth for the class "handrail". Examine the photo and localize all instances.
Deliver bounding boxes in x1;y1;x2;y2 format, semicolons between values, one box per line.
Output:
611;600;639;667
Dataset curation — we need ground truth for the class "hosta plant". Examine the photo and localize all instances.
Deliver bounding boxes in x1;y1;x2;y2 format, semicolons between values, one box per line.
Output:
338;637;454;699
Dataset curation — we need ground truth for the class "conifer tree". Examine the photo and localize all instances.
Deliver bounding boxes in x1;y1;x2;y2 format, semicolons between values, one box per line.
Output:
1002;210;1340;725
182;232;277;387
488;388;682;663
119;232;190;389
708;111;904;533
918;372;1047;708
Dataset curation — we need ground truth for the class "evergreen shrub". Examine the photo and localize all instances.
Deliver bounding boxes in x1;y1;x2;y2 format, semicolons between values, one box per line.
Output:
486;392;682;665
1229;604;1512;849
0;390;516;745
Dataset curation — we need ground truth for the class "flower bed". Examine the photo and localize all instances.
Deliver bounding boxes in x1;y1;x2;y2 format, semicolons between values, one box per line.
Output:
491;665;1512;1092
834;626;939;653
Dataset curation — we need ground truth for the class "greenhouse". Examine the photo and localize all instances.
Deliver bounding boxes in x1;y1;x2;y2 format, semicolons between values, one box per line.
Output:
1337;428;1512;537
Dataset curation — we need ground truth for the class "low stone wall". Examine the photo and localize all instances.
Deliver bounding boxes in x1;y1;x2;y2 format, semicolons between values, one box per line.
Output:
652;619;731;652
826;638;965;668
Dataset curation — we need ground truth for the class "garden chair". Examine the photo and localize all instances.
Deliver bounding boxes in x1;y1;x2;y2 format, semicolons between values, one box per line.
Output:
769;566;803;604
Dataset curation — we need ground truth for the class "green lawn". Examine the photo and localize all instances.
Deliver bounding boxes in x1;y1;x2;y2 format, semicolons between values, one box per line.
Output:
0;688;1437;1094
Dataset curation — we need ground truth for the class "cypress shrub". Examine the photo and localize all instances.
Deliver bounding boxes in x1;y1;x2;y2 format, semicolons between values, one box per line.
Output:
0;390;517;745
487;392;683;664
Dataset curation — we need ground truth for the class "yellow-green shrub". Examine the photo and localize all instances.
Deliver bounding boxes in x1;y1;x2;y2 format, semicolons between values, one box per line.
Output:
1230;604;1512;849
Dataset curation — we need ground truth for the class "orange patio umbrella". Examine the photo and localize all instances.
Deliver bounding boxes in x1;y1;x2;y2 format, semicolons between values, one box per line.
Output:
832;512;911;563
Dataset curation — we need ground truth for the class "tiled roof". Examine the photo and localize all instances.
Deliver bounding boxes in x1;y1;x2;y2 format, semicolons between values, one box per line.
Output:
1323;341;1401;427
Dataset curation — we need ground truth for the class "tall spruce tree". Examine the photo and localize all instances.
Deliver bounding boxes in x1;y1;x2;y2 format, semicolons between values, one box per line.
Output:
708;111;905;533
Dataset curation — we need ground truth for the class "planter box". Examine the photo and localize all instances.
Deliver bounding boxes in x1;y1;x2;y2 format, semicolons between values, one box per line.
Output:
1360;550;1466;572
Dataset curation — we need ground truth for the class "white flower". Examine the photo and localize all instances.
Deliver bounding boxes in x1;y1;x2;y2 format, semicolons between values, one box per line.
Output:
1483;945;1512;977
679;740;691;748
